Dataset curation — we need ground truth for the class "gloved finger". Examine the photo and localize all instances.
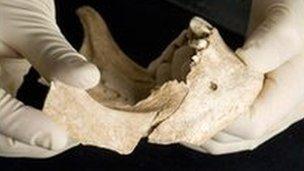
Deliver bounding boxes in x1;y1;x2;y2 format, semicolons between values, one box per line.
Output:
0;58;31;96
224;53;304;140
186;101;304;155
195;99;304;155
181;142;208;154
199;108;304;155
182;131;254;155
0;41;21;59
199;131;267;155
0;133;80;158
252;100;304;147
200;138;257;155
181;132;248;155
182;137;255;155
0;89;67;150
0;133;58;158
236;0;304;73
0;1;100;90
211;131;244;143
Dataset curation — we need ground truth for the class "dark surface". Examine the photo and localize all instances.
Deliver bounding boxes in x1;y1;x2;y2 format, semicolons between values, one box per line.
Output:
1;0;304;170
166;0;251;35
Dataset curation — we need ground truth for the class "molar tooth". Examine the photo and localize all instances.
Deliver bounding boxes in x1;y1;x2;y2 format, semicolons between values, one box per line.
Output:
189;17;213;37
189;39;209;50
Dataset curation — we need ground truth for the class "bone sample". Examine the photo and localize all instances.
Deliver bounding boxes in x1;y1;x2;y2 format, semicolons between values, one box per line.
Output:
148;17;264;145
43;7;187;154
43;6;263;154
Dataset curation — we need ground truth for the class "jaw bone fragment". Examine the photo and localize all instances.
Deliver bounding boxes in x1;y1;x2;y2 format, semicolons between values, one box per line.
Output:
43;6;263;154
148;17;264;145
43;6;187;154
76;6;188;120
77;7;155;106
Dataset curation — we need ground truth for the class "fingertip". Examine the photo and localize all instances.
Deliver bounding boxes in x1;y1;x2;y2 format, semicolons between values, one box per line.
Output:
78;62;101;90
24;107;68;150
2;105;68;151
49;56;101;90
0;134;61;158
34;125;68;151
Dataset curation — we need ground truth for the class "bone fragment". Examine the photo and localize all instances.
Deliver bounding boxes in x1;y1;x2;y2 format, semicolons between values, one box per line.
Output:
43;7;263;154
43;7;187;154
148;17;264;145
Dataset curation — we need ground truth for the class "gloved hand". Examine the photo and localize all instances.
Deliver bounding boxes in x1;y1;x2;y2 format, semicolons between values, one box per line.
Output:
0;0;100;158
184;0;304;154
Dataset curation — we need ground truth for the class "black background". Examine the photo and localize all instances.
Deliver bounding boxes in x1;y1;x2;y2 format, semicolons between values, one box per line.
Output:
1;0;304;170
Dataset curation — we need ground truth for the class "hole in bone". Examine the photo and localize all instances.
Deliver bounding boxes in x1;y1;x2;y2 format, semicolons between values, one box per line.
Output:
209;82;218;91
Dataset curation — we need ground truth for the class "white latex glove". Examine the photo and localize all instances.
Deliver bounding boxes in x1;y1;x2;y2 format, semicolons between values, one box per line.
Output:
184;0;304;154
0;0;100;158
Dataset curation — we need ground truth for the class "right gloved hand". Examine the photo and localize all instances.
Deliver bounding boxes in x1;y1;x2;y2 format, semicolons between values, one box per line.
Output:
0;0;100;158
184;0;304;155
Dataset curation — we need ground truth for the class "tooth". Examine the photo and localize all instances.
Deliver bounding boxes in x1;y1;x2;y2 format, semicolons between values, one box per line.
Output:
189;39;209;50
189;17;213;37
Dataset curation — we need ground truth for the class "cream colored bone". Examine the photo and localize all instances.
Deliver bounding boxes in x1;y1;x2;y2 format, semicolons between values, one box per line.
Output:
43;7;263;154
43;7;187;154
148;17;264;145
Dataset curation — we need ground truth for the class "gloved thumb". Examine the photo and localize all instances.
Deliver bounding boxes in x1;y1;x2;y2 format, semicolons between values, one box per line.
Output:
0;89;67;150
0;1;100;89
236;0;304;73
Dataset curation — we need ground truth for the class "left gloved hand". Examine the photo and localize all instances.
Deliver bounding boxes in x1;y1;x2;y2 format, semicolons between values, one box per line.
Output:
185;0;304;154
0;0;100;158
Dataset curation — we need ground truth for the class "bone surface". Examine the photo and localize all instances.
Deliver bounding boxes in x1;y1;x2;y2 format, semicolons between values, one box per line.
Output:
148;17;264;145
43;7;263;154
43;7;187;154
